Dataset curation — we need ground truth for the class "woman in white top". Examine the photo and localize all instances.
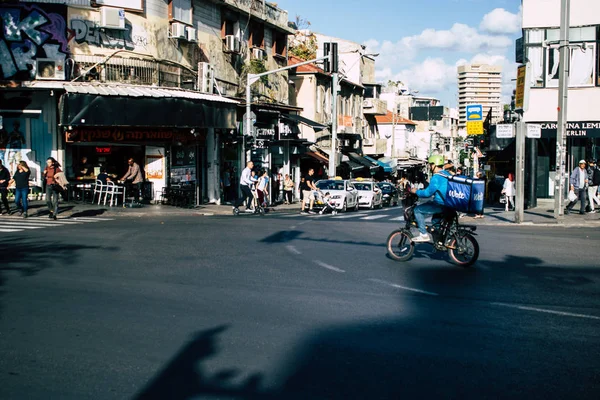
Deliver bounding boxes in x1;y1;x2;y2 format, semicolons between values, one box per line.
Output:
502;173;516;211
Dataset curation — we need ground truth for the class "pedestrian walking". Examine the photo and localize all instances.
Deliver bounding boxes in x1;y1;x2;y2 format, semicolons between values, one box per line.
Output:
502;173;516;212
283;174;294;204
565;160;589;215
0;159;11;215
300;168;317;214
586;160;600;213
9;161;30;217
43;157;62;220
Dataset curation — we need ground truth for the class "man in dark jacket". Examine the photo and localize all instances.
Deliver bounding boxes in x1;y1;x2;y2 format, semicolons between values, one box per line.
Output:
566;160;588;215
587;159;600;213
0;159;11;214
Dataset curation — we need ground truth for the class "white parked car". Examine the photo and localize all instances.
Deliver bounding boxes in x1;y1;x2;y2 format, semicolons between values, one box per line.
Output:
352;180;383;209
315;179;359;212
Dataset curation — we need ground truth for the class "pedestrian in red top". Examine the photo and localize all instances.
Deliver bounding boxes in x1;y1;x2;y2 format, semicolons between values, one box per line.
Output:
43;157;62;220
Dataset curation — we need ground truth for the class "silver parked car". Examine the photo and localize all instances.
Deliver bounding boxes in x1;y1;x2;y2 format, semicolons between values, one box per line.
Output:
315;179;359;212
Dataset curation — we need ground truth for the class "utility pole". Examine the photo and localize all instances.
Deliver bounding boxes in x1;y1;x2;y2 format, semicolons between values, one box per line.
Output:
324;42;339;179
515;119;526;223
554;0;570;219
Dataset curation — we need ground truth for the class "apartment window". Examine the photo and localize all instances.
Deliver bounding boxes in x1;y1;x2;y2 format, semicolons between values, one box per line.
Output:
249;21;264;49
221;17;240;39
169;0;192;25
272;31;287;58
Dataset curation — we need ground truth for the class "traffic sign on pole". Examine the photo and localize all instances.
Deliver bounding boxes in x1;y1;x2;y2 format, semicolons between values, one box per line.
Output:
526;123;542;138
467;121;484;135
496;124;515;138
466;104;483;121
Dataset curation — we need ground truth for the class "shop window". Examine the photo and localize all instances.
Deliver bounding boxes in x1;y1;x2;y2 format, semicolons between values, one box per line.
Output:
249;21;264;49
272;31;287;58
169;0;192;25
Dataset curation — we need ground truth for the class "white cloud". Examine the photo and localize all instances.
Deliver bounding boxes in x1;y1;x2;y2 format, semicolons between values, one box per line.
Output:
480;8;521;34
403;23;513;52
392;58;458;94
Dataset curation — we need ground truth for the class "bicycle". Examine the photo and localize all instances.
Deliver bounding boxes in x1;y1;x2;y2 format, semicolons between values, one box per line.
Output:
386;193;480;267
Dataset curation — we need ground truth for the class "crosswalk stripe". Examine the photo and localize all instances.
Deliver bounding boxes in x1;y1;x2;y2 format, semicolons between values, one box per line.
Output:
360;215;388;220
69;217;115;222
0;228;22;232
0;222;46;229
25;218;82;225
331;213;368;219
389;216;404;221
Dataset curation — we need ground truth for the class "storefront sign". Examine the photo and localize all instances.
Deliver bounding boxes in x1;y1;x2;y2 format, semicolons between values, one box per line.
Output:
66;128;199;143
95;147;112;154
539;121;600;138
496;124;514;138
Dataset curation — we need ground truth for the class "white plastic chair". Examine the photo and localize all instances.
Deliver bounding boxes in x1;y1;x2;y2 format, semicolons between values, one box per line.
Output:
105;181;125;206
92;180;106;205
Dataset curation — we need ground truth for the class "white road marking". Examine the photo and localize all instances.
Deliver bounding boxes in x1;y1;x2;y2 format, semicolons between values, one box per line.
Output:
26;219;82;225
315;260;345;273
0;220;65;227
0;228;23;232
389;216;404;221
0;223;43;230
492;302;600;321
360;215;387;220
286;245;302;255
69;217;114;222
331;213;368;219
369;279;439;296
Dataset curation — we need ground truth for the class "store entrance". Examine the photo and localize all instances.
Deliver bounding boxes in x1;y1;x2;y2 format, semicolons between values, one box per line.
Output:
67;144;144;181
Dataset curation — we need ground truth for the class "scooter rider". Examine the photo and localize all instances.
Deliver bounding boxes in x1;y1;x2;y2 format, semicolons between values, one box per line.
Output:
410;154;451;242
233;161;254;212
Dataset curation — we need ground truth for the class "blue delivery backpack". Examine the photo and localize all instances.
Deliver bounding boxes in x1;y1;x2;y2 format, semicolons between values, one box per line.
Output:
439;174;485;214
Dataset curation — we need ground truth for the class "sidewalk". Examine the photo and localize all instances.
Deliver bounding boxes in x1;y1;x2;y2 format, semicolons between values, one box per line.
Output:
11;198;600;227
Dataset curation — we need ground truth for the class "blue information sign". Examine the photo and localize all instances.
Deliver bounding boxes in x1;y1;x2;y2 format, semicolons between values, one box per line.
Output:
466;104;483;121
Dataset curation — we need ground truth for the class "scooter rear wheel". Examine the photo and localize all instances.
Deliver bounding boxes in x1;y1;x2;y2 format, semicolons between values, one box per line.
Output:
448;232;479;267
386;230;415;262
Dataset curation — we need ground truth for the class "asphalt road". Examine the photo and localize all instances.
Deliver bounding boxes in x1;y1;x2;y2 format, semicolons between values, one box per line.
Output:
0;212;599;399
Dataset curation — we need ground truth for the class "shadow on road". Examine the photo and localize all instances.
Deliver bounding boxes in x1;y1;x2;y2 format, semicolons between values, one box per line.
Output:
0;237;118;315
133;316;600;400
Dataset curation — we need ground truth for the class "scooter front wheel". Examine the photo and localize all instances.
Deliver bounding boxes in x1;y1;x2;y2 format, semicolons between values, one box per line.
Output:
386;230;415;262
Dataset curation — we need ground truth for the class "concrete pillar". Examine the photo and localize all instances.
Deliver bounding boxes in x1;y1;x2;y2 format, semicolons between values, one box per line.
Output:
206;128;221;204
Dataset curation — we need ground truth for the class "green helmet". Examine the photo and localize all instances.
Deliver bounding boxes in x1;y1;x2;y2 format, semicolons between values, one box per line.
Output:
428;154;445;167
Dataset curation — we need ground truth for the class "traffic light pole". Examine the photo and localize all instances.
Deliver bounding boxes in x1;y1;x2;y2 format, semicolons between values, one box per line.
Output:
515;119;526;223
244;52;336;175
329;71;338;178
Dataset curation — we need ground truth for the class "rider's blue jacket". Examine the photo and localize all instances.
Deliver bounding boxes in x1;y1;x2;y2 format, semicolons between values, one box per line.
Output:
416;170;451;206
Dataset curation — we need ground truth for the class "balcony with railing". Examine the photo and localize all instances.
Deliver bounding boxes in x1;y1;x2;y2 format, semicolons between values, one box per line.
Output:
362;98;387;115
70;55;196;89
222;0;294;33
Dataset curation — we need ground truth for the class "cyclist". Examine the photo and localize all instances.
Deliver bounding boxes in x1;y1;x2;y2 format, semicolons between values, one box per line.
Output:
410;154;451;242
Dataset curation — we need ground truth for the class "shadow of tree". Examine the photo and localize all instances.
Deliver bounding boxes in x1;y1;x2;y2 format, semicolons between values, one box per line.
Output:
0;237;119;315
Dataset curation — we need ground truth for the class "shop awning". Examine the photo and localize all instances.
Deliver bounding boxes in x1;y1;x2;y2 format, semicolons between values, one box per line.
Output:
280;114;328;131
365;155;397;174
305;151;329;164
58;82;238;129
347;152;380;172
343;160;364;172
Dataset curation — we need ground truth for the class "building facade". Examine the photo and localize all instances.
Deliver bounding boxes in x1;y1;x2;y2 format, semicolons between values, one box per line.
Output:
522;0;600;198
457;64;502;129
0;0;297;205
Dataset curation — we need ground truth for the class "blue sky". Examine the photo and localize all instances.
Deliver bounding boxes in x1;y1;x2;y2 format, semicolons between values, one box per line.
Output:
274;0;522;106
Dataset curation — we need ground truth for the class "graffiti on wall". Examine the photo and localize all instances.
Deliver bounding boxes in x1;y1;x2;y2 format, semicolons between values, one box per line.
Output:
0;5;68;80
70;18;148;51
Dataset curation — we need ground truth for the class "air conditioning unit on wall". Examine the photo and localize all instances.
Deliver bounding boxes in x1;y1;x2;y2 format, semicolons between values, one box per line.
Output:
252;47;265;59
185;27;197;42
197;62;214;93
224;35;240;53
170;22;186;39
100;7;125;29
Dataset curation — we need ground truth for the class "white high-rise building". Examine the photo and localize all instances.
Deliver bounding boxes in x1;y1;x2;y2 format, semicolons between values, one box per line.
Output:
457;64;502;128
